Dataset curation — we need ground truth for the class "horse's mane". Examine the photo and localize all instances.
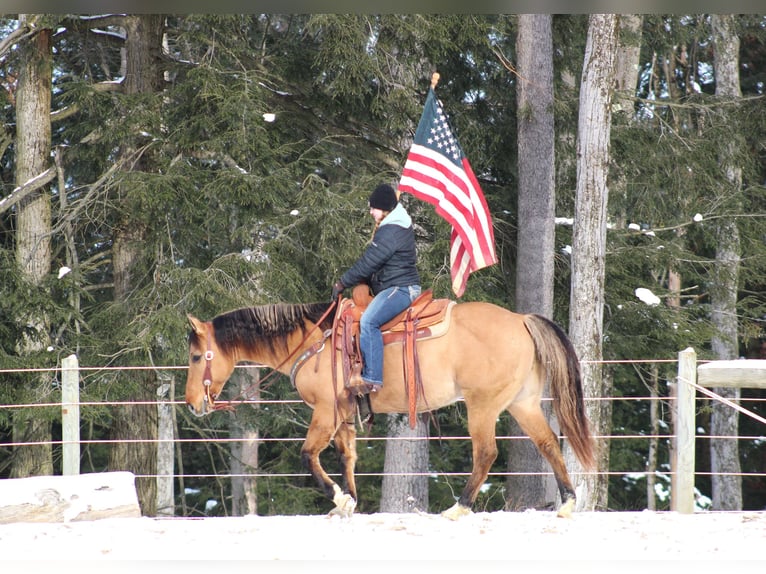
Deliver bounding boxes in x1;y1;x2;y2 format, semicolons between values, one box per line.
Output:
190;302;335;357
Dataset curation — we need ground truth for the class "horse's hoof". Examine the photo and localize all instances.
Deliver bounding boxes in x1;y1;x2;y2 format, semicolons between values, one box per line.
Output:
556;498;575;518
330;489;357;518
441;503;472;521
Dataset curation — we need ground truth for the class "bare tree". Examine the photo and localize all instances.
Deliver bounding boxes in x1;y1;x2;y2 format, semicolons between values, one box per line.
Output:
506;13;557;511
565;13;619;512
709;13;743;511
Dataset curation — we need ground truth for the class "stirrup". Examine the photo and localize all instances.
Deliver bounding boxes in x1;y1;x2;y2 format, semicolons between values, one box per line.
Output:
355;394;374;427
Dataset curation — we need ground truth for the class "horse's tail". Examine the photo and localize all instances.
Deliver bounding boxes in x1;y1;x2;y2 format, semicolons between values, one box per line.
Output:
523;314;595;470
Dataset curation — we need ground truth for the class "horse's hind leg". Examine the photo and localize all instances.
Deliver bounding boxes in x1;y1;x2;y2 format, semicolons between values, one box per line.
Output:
508;402;577;517
442;405;499;521
301;407;356;517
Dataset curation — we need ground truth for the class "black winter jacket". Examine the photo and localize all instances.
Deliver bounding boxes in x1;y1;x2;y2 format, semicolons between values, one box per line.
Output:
340;217;420;295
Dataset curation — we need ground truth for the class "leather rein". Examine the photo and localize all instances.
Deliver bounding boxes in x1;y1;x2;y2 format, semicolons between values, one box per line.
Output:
200;300;338;412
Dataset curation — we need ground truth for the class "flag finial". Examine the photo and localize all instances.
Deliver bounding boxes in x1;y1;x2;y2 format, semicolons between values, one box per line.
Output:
430;72;440;90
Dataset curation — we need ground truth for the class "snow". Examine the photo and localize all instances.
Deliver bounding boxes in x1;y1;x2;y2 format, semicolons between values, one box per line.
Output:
1;509;764;564
635;287;661;306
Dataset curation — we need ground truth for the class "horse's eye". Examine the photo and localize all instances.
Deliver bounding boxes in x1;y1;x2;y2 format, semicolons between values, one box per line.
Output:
191;354;202;363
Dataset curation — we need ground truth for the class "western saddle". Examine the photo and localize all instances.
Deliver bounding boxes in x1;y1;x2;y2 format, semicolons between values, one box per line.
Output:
332;285;453;428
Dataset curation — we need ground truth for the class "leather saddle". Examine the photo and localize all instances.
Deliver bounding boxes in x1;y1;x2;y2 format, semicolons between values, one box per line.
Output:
332;285;454;428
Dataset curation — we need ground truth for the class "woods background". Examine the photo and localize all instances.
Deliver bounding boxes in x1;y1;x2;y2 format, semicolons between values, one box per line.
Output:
0;14;764;517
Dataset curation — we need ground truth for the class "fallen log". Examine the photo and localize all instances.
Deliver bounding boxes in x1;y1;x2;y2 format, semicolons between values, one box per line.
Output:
0;471;141;524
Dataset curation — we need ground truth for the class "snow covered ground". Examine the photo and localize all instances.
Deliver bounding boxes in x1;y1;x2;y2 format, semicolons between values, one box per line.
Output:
1;508;765;568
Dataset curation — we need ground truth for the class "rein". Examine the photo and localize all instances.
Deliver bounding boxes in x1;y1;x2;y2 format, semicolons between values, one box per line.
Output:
202;300;338;412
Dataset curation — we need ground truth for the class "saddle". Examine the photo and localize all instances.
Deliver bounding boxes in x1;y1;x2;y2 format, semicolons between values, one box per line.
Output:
332;285;453;429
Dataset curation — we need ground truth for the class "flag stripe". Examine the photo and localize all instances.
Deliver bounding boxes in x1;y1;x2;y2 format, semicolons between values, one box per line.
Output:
450;229;471;296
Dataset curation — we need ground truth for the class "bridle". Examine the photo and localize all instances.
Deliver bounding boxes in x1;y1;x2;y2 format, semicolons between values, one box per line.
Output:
201;331;216;411
195;300;339;413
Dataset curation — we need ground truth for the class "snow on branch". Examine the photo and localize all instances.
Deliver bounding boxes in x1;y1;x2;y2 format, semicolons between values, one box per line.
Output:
0;167;56;215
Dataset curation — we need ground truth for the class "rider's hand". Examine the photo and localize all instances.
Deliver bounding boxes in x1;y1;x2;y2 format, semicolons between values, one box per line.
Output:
331;281;345;301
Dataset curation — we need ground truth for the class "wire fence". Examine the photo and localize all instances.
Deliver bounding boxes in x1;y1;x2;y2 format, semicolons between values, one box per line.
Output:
1;357;764;513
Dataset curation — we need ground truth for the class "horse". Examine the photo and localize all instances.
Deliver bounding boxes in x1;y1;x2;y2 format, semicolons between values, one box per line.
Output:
185;297;595;520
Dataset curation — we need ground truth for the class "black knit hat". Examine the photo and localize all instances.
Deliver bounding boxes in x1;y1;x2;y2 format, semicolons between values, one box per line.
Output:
368;184;398;211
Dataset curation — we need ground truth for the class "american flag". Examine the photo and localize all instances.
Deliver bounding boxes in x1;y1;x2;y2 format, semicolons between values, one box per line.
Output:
398;87;497;297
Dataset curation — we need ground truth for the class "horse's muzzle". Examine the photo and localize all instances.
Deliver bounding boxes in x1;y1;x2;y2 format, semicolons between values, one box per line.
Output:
187;400;209;417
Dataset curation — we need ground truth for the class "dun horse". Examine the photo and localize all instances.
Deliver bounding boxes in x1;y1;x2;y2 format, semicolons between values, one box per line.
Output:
185;297;594;519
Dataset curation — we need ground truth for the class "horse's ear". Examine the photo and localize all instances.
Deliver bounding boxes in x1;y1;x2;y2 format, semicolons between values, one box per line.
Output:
187;314;206;336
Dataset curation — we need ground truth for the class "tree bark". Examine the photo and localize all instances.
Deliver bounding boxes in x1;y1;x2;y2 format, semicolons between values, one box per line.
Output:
565;13;619;512
613;15;643;120
506;13;558;511
380;413;429;512
11;17;54;479
108;14;166;516
709;14;743;511
230;368;260;516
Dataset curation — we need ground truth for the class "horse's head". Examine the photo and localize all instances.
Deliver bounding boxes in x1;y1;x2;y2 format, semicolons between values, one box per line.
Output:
185;314;236;416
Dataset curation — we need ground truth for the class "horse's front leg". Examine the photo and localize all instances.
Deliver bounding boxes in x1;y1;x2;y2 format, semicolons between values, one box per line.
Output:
333;420;359;502
300;407;356;518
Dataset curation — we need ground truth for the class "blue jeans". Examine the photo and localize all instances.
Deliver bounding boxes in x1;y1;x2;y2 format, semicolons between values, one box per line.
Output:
359;285;421;386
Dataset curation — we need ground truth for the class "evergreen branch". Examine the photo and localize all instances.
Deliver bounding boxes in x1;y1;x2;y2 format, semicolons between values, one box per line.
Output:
184;150;248;174
51;82;122;124
634;93;765;110
651;212;766;234
55;157;128;229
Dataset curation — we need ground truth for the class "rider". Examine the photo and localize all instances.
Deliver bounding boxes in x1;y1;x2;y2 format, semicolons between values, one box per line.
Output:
331;183;421;394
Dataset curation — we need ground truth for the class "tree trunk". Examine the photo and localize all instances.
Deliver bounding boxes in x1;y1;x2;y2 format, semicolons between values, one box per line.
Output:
613;15;643;119
11;18;54;479
108;371;158;515
709;13;743;511
380;413;429;513
612;14;645;508
230;368;260;516
506;13;557;511
646;365;659;510
611;14;643;229
565;13;619;512
108;14;166;516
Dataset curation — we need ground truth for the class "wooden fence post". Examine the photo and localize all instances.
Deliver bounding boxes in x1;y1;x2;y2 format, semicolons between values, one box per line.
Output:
671;347;696;514
156;374;175;516
61;354;80;476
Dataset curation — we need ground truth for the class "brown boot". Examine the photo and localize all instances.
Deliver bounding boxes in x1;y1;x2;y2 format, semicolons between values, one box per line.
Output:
346;369;380;395
347;370;369;394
